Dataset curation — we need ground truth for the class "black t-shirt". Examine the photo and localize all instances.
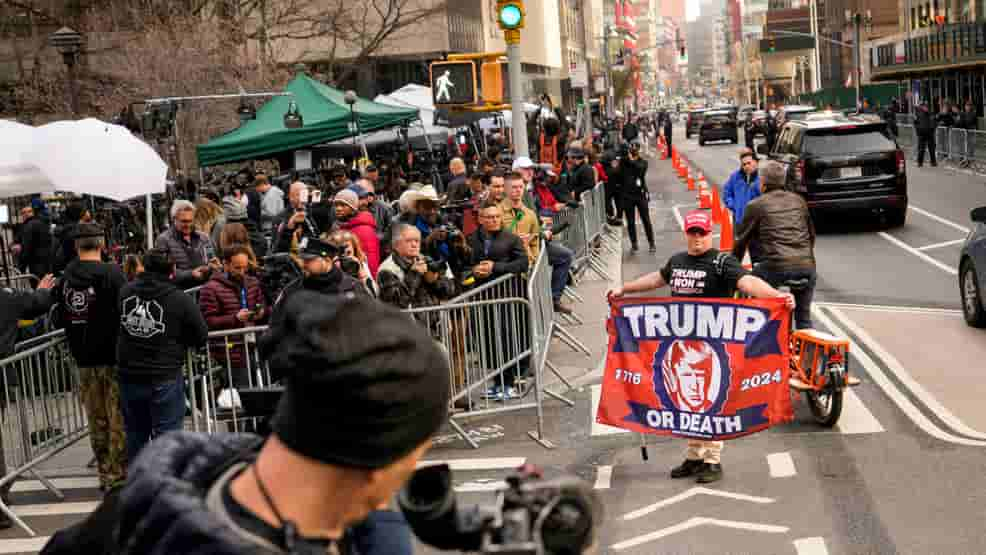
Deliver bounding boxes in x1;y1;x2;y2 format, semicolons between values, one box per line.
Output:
659;249;750;298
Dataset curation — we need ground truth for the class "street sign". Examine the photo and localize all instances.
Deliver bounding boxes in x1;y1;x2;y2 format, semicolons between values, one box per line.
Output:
429;61;478;106
570;62;588;88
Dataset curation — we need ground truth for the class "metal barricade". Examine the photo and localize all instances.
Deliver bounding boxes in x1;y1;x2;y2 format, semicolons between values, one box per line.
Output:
897;124;916;158
950;127;967;162
185;326;273;434
935;126;951;160
4;274;38;291
445;273;526;306
0;336;89;536
184;285;204;305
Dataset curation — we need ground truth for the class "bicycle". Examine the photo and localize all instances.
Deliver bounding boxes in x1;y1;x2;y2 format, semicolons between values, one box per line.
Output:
782;278;851;427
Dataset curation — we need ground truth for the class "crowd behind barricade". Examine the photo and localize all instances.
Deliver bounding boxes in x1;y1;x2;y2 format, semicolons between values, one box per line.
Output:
0;110;625;542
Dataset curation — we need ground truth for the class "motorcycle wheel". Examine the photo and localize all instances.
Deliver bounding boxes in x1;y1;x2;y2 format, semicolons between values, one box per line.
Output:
805;389;843;428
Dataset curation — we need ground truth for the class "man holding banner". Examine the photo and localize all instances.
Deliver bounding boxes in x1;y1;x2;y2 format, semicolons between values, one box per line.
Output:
605;210;795;484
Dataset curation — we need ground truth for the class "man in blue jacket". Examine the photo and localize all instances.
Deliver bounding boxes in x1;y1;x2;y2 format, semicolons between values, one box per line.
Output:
722;150;761;229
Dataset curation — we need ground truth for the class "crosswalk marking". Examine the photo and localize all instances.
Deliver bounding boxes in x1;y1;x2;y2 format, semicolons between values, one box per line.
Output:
13;501;101;517
417;457;525;471
594;465;613;489
766;452;797;478
11;476;100;493
0;537;51;554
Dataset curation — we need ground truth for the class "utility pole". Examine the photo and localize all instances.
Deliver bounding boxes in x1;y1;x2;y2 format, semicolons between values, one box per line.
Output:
578;0;592;139
603;24;614;119
809;0;821;91
846;10;872;111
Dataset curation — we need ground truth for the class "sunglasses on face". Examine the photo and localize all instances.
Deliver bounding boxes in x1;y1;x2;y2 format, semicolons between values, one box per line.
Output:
686;228;710;237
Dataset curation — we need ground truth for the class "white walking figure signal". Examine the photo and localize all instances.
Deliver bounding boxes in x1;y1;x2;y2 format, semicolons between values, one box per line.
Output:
436;70;455;102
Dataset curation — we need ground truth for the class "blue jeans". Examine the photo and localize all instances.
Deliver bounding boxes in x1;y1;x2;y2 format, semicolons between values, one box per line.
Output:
118;377;186;462
351;510;413;555
753;267;817;330
547;241;574;302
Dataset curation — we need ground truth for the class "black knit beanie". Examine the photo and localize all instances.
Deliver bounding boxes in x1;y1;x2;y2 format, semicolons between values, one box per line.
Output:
259;292;450;469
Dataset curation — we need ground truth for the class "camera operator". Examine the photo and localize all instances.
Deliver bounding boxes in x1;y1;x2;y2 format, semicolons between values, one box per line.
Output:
155;200;221;289
43;293;449;555
274;182;320;255
562;146;596;201
391;186;472;279
444;157;469;202
378;224;456;310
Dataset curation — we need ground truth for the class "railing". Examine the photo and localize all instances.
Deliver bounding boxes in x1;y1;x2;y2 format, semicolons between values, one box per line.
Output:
897;123;986;172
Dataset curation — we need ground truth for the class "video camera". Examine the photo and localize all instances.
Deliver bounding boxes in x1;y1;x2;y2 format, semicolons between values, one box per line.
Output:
400;463;601;555
421;256;448;274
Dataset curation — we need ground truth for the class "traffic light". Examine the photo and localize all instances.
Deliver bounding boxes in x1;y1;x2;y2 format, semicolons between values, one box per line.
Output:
496;1;525;31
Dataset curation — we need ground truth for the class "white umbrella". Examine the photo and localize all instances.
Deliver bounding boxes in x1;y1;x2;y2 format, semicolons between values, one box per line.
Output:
30;118;167;201
0;120;53;198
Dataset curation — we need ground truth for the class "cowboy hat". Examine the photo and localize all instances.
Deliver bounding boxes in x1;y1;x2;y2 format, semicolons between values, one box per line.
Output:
400;185;440;212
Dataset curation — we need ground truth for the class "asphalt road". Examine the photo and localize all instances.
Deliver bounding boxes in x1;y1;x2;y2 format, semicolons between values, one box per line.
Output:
4;133;986;555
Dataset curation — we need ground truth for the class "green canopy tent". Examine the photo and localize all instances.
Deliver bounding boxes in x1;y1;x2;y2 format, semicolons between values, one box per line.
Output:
196;74;419;167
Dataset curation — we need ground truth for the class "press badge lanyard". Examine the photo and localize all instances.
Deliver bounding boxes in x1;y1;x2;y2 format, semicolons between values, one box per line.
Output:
252;463;340;554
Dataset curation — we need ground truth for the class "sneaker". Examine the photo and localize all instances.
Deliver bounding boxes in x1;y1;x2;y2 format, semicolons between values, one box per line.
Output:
497;387;519;401
483;385;502;400
695;463;723;484
631;244;639;253
648;244;657;253
670;459;705;479
553;300;573;315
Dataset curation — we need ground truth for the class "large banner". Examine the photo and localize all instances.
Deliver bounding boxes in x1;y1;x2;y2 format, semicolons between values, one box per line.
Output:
596;297;794;441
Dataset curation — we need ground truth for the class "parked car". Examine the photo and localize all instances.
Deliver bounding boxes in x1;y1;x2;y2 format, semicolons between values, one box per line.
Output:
686;109;709;139
758;114;907;227
960;206;986;327
698;110;739;146
775;105;817;128
738;105;756;126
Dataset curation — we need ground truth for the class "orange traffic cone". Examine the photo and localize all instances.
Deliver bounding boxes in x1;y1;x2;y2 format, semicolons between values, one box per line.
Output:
687;168;695;190
660;144;668;160
711;185;722;224
698;183;712;209
719;213;734;251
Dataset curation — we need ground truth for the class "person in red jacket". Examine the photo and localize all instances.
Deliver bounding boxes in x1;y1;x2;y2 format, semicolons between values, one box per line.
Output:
197;245;267;390
334;189;381;277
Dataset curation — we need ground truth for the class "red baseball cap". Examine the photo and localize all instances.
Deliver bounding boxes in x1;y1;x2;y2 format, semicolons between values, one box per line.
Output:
684;211;712;234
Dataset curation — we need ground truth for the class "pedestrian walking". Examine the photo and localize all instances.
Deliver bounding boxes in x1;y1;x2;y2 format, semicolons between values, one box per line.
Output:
960;100;978;166
608;210;795;483
54;223;128;490
722;150;762;230
613;143;655;252
116;248;208;461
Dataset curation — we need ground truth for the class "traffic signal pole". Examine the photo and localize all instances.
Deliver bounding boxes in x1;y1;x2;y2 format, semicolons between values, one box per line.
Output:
505;30;528;158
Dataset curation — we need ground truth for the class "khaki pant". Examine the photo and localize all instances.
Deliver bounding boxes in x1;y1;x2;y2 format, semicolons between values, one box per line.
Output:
79;366;127;488
686;440;723;464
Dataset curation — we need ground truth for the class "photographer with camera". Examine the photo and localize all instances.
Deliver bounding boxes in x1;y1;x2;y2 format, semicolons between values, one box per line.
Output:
325;230;377;297
273;182;321;261
391;186;472;279
273;236;370;313
378;224;455;310
43;293;448;555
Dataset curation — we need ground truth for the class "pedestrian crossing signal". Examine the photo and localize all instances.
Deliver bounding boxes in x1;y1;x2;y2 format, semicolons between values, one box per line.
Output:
429;60;478;106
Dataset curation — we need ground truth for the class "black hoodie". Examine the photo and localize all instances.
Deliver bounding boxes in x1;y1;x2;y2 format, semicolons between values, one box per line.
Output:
116;272;208;381
56;259;127;367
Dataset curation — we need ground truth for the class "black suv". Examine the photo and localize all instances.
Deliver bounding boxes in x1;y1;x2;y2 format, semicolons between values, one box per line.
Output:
685;109;709;139
759;115;907;227
698;110;738;146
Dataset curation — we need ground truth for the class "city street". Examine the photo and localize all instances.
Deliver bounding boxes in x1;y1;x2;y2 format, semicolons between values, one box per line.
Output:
2;133;986;555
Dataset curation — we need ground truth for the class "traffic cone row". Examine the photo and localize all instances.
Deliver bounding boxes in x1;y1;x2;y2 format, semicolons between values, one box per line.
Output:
687;167;695;190
673;157;734;252
697;173;712;209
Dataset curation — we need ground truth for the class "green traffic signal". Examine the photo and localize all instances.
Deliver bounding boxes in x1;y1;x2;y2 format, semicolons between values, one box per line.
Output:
499;4;523;29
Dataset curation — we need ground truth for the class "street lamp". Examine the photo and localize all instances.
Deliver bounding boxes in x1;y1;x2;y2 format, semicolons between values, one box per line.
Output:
344;90;365;162
48;27;83;117
283;100;303;129
237;98;256;123
846;9;873;110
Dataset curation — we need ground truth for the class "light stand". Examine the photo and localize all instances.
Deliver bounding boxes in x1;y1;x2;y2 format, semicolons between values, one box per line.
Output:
344;90;369;163
49;27;83;117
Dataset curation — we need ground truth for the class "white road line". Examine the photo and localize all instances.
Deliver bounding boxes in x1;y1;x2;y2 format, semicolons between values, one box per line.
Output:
594;465;613;489
622;487;775;521
829;306;986;440
916;238;967;251
794;536;830;555
455;480;507;493
835;388;886;435
0;537;51;554
13;501;100;517
812;306;986;447
11;476;100;493
766;452;797;477
909;204;971;234
589;384;630;437
418;457;526;471
878;231;958;275
612;517;788;551
814;302;962;316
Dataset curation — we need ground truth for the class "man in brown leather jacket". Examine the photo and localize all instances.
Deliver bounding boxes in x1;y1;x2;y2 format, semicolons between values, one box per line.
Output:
732;160;817;329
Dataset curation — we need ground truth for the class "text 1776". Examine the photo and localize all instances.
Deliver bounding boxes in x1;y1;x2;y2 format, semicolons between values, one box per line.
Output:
614;369;642;385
